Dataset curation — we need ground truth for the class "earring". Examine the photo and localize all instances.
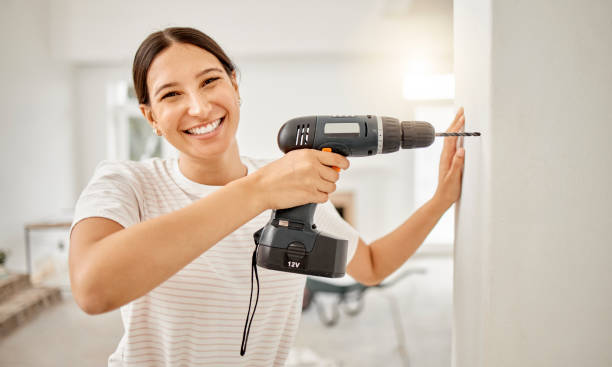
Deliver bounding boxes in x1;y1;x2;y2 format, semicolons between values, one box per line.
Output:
153;128;162;136
238;97;242;107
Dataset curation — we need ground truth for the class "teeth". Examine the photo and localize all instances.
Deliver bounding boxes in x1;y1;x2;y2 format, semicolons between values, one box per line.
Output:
187;118;222;135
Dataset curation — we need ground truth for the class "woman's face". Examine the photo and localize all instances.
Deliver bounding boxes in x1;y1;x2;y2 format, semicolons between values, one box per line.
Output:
141;43;240;160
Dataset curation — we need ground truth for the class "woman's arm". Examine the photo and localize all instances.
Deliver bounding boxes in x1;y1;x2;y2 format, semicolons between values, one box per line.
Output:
70;177;265;314
347;197;450;285
70;149;350;315
347;107;466;285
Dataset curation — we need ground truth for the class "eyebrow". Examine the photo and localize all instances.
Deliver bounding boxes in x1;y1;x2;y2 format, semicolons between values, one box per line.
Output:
153;67;224;97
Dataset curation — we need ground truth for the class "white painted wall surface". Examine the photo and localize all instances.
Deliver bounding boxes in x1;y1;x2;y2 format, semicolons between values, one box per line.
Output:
454;0;612;366
48;0;452;63
453;0;492;364
0;0;76;272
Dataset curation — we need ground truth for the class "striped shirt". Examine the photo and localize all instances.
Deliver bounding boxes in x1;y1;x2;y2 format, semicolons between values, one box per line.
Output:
71;156;359;366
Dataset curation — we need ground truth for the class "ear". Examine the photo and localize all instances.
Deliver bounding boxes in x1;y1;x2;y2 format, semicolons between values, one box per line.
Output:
230;71;242;107
139;104;157;130
230;70;240;94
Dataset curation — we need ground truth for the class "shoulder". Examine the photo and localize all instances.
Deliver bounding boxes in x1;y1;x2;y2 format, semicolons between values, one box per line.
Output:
74;160;169;230
92;158;170;182
87;158;177;196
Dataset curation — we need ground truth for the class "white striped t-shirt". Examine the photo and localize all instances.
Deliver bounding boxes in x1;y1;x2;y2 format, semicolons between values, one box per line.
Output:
71;156;359;367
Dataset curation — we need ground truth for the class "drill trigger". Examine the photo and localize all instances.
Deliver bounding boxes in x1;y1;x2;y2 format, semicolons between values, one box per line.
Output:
321;147;341;172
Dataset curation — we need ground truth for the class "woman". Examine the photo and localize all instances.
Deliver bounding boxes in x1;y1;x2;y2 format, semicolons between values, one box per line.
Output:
70;27;466;366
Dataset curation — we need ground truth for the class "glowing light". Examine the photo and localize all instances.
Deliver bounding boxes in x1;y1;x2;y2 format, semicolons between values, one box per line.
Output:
403;73;455;100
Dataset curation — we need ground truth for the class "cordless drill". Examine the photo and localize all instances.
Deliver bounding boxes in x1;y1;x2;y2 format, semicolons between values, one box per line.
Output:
253;115;480;278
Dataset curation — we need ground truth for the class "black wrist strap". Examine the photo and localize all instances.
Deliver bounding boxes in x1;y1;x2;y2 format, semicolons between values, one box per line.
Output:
240;245;260;356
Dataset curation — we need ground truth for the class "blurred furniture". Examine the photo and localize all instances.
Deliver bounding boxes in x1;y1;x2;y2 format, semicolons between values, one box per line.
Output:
303;268;427;367
329;191;355;226
24;222;71;288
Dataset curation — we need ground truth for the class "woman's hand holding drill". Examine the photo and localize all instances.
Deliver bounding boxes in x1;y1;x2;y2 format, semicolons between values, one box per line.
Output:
248;149;349;211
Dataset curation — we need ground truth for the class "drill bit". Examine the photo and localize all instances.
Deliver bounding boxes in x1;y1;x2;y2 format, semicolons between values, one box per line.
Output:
435;132;481;137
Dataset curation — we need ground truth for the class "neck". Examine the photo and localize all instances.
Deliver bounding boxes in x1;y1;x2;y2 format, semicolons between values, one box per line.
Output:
178;139;247;186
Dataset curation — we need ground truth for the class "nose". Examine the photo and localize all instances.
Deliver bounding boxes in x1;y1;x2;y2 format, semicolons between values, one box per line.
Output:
187;91;212;118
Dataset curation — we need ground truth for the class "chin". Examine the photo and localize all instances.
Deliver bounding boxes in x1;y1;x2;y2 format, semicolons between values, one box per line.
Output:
191;138;237;160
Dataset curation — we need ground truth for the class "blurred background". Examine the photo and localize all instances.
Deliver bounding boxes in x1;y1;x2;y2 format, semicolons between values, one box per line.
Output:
0;0;456;366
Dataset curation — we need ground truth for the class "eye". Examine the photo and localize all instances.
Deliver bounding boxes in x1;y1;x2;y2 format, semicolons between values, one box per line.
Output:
161;91;178;100
202;77;220;87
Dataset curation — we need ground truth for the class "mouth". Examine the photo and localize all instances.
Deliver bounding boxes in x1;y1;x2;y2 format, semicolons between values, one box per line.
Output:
183;116;225;136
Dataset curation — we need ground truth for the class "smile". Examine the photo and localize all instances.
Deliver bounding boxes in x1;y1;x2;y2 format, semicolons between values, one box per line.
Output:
184;117;224;135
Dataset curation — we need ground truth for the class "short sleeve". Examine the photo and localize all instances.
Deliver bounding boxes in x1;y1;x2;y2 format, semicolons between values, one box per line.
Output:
313;200;361;264
71;161;143;233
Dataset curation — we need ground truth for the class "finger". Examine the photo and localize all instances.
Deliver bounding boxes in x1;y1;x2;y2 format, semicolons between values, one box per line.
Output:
316;179;336;194
441;133;459;166
442;134;459;154
453;115;466;132
444;119;465;150
447;107;465;132
314;191;329;204
440;109;465;175
453;106;464;122
447;148;465;180
444;113;465;153
317;150;350;170
442;113;465;155
319;165;340;183
447;111;465;133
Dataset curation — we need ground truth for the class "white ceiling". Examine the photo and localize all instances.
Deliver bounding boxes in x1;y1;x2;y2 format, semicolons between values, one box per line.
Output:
48;0;452;65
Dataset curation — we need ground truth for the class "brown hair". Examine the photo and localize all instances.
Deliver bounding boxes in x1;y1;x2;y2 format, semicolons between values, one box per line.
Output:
132;27;237;105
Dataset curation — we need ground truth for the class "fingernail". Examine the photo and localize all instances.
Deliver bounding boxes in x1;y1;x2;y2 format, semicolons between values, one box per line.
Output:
457;148;465;157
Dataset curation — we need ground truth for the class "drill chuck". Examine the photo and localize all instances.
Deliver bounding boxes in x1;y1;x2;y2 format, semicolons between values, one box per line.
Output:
400;121;436;149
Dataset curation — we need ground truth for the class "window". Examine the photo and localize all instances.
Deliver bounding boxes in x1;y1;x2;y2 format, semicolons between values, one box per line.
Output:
106;81;173;161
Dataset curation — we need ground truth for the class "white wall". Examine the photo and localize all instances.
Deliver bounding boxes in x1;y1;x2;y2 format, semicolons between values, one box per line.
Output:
47;0;452;63
452;0;491;364
0;0;75;271
454;0;612;366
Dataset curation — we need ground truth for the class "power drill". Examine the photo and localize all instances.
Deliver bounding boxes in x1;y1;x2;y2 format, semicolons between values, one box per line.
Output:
253;115;480;278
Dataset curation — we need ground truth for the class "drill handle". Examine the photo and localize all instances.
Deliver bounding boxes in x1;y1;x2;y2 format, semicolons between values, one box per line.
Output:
273;203;317;231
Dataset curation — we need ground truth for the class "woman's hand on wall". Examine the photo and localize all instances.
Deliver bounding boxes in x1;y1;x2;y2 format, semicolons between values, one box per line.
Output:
433;107;466;210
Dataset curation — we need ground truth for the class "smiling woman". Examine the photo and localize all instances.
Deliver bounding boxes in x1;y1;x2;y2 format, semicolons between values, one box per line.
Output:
68;26;465;367
69;27;359;367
